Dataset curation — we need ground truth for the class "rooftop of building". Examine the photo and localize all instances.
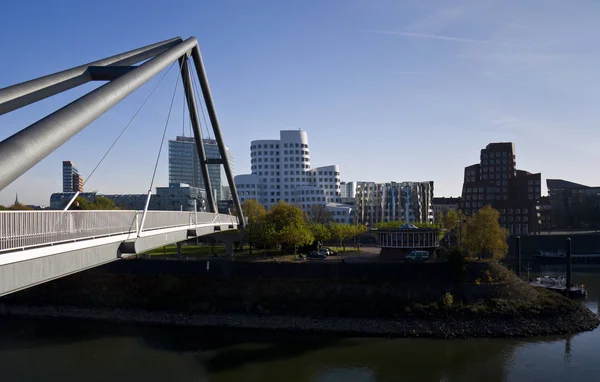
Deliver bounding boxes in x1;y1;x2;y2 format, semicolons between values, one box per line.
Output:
547;179;596;190
484;142;515;151
374;225;440;232
171;136;218;145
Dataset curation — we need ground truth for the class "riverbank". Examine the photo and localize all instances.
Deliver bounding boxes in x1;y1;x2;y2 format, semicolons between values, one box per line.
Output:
0;259;597;338
0;301;596;339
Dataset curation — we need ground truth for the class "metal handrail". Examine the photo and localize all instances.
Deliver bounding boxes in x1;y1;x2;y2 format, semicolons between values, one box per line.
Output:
0;210;231;253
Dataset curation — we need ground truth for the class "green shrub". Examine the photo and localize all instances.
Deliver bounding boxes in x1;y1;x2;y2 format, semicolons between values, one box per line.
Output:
485;270;493;283
442;292;454;308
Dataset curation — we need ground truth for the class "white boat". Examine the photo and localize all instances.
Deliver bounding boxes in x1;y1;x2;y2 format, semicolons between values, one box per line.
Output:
530;275;587;297
535;250;566;258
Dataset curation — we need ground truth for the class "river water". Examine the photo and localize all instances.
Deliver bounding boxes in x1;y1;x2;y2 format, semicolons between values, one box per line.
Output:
1;270;599;382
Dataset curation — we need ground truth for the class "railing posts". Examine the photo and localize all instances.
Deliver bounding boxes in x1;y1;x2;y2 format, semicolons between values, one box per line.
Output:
135;212;139;235
194;199;198;226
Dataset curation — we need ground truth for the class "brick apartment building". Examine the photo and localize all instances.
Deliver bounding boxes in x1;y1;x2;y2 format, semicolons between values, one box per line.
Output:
460;143;541;235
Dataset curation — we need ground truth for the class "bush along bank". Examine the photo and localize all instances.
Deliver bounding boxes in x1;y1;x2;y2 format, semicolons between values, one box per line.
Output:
0;260;597;338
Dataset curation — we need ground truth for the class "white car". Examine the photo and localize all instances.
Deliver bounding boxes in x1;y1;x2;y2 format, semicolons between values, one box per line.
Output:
406;250;429;261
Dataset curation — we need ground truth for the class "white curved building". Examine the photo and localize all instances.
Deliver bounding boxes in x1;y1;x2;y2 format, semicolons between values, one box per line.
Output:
235;130;344;216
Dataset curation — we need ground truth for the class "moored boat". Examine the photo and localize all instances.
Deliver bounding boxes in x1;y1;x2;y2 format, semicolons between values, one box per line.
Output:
530;275;587;298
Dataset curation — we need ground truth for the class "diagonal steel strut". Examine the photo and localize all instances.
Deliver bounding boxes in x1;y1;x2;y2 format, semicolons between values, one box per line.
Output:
0;37;182;116
0;37;245;227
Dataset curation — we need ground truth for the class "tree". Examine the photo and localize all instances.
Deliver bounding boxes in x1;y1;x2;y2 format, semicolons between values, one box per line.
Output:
8;202;33;211
327;223;364;251
242;199;267;255
309;204;332;224
266;201;312;254
73;196;119;210
278;221;314;255
256;221;277;255
442;209;460;231
309;223;331;243
267;201;305;230
461;205;509;260
91;196;119;210
352;224;369;237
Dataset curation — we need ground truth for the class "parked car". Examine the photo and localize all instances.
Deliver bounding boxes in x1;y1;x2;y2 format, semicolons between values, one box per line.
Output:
320;247;337;256
406;250;429;261
308;251;327;260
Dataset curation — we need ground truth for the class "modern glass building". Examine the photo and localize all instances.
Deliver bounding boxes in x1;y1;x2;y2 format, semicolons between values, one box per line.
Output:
168;136;233;202
50;183;206;212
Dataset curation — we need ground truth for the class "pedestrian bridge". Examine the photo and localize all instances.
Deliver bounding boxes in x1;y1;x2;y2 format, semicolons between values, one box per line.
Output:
0;210;238;297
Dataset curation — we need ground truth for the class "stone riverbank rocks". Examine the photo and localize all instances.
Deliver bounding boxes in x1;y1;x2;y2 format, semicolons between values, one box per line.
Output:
0;304;597;339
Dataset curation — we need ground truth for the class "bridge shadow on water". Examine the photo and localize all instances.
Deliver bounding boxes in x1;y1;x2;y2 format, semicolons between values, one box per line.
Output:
0;314;583;381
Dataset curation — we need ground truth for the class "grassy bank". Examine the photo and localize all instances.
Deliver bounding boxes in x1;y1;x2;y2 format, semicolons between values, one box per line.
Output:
145;244;362;260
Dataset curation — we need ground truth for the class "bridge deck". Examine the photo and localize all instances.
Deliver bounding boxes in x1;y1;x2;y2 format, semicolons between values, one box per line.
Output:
0;210;238;296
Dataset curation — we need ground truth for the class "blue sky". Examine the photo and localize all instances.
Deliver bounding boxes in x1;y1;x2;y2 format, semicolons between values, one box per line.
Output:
1;0;600;206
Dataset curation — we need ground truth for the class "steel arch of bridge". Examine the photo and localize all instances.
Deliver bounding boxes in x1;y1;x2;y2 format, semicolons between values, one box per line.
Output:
0;36;244;227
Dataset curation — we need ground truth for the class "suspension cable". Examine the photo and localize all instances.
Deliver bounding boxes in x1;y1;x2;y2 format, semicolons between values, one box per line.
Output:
84;61;177;187
63;61;177;211
138;67;182;235
149;69;181;191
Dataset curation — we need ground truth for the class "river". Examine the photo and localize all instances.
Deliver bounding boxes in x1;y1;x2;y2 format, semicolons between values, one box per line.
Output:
1;270;599;382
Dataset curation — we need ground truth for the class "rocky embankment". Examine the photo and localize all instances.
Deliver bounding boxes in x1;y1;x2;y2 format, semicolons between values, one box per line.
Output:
0;302;597;339
0;260;597;338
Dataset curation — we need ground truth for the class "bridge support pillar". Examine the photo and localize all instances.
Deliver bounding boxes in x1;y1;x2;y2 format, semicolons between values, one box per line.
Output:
225;241;233;259
177;242;183;258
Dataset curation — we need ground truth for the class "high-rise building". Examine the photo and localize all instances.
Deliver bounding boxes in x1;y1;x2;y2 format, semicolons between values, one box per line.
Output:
62;161;83;192
460;142;541;235
354;181;434;227
234;130;346;217
168;136;233;202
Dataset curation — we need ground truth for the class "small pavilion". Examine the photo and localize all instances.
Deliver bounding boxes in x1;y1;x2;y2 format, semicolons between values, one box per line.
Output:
376;223;441;259
374;186;441;259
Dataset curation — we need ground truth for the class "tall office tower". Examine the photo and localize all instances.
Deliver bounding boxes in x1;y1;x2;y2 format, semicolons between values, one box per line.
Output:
168;136;234;202
62;161;83;192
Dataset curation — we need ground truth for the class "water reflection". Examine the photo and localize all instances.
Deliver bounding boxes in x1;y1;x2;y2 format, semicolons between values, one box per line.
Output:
0;272;598;381
0;320;518;382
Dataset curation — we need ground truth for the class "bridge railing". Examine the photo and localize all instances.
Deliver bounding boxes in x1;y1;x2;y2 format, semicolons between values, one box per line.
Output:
0;210;138;252
0;210;238;253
